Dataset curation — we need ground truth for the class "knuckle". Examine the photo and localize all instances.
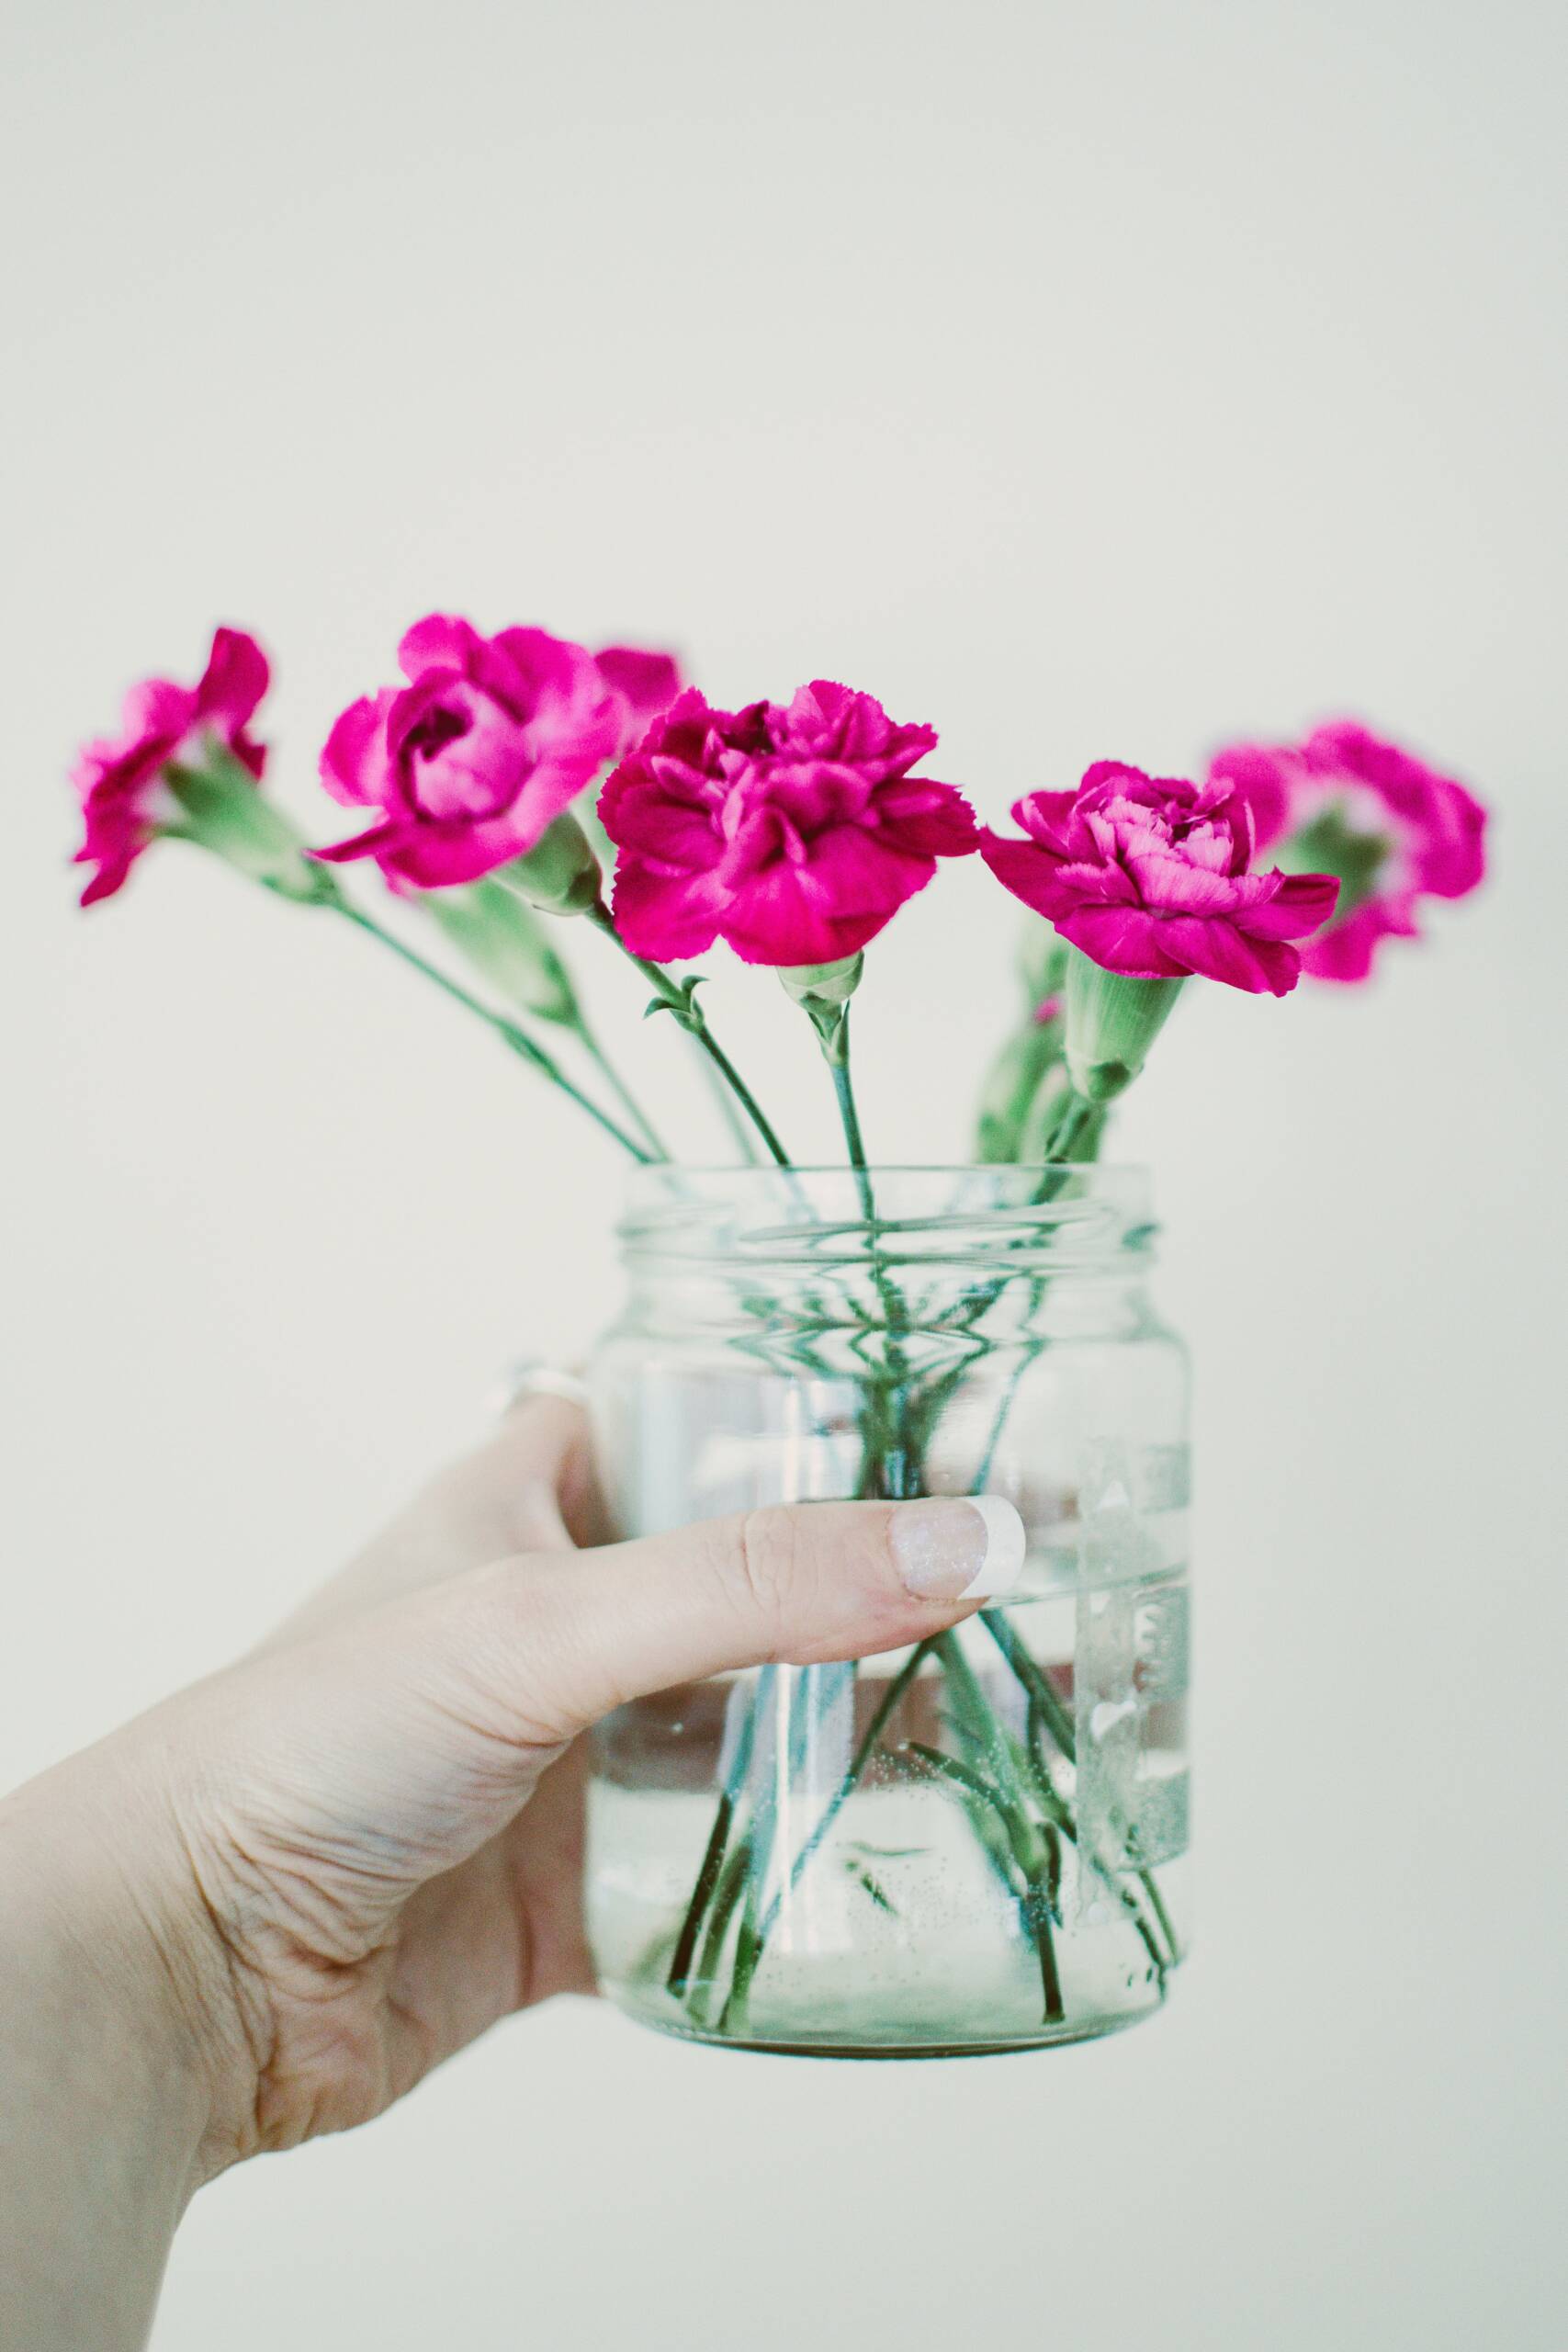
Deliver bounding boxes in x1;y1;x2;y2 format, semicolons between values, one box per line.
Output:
732;1505;804;1634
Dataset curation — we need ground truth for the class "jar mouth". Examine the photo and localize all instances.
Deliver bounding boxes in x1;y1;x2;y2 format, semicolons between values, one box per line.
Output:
619;1164;1155;1273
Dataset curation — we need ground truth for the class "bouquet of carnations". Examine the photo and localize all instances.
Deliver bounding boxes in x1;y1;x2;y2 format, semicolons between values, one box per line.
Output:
68;616;1485;2055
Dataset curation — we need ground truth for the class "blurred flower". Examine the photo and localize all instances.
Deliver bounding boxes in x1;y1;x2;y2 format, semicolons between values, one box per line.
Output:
72;628;269;905
593;645;683;752
1208;721;1487;981
599;681;977;964
981;762;1339;997
316;616;626;889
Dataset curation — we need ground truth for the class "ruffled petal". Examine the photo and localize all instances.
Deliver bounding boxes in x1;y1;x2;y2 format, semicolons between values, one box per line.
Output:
874;776;980;856
981;831;1077;920
1156;915;1300;995
1206;743;1297;851
1241;870;1341;941
195;628;270;732
610;856;724;960
397;614;487;681
1055;903;1191;978
320;692;395;810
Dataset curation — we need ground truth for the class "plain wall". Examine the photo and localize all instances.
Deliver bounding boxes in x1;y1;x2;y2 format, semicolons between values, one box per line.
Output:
5;2;1565;2346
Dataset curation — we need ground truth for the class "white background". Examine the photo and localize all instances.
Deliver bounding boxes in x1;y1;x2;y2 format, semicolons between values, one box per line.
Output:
5;1;1566;2346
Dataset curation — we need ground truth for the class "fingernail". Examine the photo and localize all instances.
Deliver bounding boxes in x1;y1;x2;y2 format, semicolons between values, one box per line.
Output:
890;1496;1026;1602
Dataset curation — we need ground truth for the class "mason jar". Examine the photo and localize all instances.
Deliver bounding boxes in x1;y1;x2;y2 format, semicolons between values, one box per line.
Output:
584;1165;1190;2058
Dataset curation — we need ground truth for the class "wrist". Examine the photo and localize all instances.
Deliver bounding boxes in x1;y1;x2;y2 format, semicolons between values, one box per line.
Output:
0;1724;256;2193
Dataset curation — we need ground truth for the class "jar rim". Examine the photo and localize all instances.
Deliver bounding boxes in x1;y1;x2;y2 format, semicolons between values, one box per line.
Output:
622;1161;1150;1194
618;1163;1156;1273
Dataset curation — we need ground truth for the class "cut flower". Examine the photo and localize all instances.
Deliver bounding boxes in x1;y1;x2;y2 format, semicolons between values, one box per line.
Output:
72;628;270;905
1207;721;1486;981
981;762;1339;997
599;681;978;965
316;616;676;890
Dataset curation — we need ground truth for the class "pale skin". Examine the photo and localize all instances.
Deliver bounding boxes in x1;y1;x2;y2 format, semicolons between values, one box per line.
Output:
0;1396;1002;2352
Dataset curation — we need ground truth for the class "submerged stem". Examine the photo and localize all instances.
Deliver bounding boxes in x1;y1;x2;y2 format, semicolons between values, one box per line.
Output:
752;1638;937;1948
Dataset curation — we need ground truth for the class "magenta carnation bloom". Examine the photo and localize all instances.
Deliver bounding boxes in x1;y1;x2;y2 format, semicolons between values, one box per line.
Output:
71;628;270;905
981;763;1339;997
598;682;978;966
1207;722;1487;982
316;616;637;890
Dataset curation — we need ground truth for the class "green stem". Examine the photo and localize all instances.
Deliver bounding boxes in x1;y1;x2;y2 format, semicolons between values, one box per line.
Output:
577;1023;670;1160
980;1608;1077;1760
717;1886;763;2037
587;904;793;1166
694;1048;763;1165
968;1330;1046;1495
686;1840;753;2027
340;909;655;1161
666;1792;735;1998
898;1739;1064;2025
821;1008;915;1499
1041;1090;1097;1163
827;1019;871;1190
666;1663;774;1997
981;1611;1174;1973
753;1638;937;1946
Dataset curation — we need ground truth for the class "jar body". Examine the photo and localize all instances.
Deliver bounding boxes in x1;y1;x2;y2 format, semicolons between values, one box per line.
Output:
585;1168;1190;2058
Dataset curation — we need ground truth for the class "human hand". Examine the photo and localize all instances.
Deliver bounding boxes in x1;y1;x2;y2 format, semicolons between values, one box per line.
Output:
1;1396;1020;2195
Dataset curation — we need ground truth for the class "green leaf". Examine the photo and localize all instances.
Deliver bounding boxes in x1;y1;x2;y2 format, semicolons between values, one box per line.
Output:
643;975;706;1033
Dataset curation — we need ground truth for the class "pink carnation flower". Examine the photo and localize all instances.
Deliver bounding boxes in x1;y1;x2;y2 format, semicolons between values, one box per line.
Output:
598;681;979;965
71;628;269;905
1207;721;1487;982
981;763;1339;996
316;616;671;890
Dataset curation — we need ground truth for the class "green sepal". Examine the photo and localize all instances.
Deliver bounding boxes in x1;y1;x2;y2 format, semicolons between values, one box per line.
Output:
418;878;582;1026
777;955;863;1012
778;954;863;1051
1064;949;1184;1102
501;811;603;917
163;753;340;906
1273;801;1387;926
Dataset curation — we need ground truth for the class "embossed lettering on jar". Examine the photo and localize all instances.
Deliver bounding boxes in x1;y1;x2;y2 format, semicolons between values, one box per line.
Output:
585;1166;1190;2058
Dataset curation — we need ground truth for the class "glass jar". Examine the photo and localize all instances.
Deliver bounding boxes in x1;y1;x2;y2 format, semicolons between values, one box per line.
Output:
585;1165;1190;2058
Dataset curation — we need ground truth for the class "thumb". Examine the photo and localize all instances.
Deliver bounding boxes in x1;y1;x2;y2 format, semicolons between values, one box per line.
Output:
423;1493;1027;1748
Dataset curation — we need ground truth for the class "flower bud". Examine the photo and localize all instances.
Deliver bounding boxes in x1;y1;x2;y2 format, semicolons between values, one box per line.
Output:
164;753;338;906
1063;948;1183;1102
503;811;602;917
